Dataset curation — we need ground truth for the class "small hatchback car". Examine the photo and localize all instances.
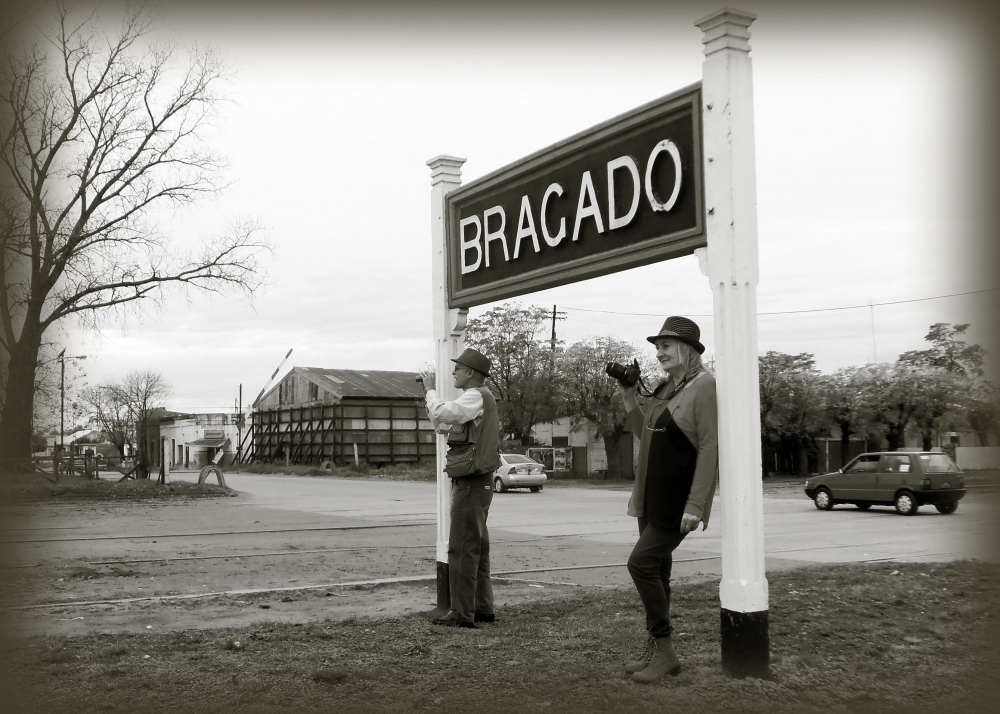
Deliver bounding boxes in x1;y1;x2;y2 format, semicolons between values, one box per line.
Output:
804;451;965;515
493;454;547;493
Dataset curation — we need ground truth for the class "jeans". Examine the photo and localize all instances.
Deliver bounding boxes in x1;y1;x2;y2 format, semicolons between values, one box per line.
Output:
627;517;686;638
448;472;494;622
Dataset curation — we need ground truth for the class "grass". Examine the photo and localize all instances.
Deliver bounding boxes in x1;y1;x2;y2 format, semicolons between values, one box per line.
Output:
1;560;997;713
234;461;436;481
0;472;237;502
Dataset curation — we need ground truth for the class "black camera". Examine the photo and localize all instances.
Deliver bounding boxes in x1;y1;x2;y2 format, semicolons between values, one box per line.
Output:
605;359;640;387
415;376;424;384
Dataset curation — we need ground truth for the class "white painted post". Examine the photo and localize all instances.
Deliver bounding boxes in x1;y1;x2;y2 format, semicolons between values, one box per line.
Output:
695;8;770;678
427;155;468;611
162;438;171;484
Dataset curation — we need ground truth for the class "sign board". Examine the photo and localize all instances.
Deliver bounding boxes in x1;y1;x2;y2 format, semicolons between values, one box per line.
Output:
446;83;704;308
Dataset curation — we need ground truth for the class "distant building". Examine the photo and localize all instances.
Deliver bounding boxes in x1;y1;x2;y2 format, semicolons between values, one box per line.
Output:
251;367;434;466
158;413;240;468
530;416;636;479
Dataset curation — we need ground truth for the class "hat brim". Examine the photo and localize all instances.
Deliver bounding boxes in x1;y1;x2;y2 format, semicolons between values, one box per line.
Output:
646;331;706;354
450;357;489;376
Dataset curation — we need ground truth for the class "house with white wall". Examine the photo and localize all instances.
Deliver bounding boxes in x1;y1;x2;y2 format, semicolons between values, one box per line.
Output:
158;413;240;468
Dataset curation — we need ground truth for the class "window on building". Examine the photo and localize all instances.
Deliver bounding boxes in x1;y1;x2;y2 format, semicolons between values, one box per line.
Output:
279;378;294;405
309;382;319;402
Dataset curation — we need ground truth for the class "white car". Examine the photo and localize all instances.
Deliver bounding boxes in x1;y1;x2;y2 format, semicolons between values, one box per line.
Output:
493;453;547;493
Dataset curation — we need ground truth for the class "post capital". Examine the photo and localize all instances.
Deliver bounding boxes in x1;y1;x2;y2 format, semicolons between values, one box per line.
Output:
695;7;756;56
427;155;466;186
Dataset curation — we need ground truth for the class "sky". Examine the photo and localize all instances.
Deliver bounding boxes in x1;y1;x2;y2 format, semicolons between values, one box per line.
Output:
44;0;1000;418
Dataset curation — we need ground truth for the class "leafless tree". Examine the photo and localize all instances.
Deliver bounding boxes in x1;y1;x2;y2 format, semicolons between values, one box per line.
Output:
0;3;269;459
81;369;169;471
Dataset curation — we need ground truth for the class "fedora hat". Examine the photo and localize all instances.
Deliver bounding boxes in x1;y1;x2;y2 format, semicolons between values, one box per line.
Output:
451;347;491;376
646;316;705;354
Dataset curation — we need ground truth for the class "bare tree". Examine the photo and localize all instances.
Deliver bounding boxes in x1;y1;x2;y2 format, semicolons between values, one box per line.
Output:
80;369;168;471
0;3;268;460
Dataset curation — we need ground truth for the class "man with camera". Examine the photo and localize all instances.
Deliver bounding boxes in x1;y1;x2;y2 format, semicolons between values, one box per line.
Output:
419;347;501;629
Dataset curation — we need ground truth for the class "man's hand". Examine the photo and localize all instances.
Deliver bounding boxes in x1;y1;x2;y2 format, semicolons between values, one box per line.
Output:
421;373;436;393
680;512;702;535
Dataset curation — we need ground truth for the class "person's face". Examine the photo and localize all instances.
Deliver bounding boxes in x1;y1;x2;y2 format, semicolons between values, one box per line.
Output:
453;363;474;389
655;337;685;375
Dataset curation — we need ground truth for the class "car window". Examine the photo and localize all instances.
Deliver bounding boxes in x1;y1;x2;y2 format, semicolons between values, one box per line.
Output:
917;454;960;473
502;454;534;464
879;454;912;473
844;455;881;473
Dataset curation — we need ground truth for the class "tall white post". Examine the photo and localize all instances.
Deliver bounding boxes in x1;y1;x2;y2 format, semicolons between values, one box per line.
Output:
695;8;770;678
427;155;468;611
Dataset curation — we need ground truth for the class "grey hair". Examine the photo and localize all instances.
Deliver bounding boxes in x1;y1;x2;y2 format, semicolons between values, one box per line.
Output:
658;338;705;381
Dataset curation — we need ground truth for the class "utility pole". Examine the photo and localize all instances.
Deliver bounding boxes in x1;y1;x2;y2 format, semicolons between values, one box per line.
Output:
549;305;567;355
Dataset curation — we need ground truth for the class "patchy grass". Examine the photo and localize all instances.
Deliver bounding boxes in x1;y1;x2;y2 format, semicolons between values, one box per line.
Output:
0;472;237;502
235;461;436;481
1;560;997;713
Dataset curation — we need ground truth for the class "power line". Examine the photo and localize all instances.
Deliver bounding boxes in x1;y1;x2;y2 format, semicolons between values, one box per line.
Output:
559;287;1000;318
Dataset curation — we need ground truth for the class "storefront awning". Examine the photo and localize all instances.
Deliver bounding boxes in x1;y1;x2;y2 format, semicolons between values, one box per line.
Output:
186;437;229;448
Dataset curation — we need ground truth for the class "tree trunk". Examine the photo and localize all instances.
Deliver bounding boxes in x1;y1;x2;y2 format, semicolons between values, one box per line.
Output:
797;440;811;477
0;335;42;462
603;433;621;480
921;432;933;451
886;425;902;451
837;420;852;470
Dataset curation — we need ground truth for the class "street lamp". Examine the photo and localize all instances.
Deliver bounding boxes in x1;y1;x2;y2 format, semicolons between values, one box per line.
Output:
58;349;87;460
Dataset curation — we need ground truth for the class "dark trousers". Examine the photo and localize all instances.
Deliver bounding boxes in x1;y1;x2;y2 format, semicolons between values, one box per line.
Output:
627;517;686;639
448;472;494;622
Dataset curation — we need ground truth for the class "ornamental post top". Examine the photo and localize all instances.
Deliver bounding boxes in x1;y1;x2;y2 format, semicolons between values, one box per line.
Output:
694;7;756;55
427;155;466;185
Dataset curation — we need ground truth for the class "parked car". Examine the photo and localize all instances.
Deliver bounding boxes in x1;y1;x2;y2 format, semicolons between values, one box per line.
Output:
493;454;547;493
804;451;965;515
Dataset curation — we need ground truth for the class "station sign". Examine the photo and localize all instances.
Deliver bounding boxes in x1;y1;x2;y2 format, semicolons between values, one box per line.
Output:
446;83;705;308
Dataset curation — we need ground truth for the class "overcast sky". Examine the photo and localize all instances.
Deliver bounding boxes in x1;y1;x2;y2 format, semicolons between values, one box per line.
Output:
51;0;999;416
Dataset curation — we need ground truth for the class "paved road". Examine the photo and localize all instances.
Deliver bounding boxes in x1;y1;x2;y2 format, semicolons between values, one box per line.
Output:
170;471;1000;587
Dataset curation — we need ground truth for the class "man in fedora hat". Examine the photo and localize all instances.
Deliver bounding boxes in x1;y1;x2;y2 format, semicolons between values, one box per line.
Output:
420;347;502;628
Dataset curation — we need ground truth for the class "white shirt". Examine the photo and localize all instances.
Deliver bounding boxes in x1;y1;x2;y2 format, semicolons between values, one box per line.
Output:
425;388;484;434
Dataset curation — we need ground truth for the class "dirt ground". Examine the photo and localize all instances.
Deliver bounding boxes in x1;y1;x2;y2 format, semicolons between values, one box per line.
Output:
0;485;615;638
2;470;996;639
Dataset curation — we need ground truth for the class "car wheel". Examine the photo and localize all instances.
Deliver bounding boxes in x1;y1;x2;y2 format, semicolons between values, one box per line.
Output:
493;477;507;494
856;502;872;511
529;486;541;493
894;491;919;516
814;488;834;511
935;501;958;514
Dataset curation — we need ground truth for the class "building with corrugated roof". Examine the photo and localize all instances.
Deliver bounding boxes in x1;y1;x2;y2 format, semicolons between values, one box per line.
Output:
249;367;434;466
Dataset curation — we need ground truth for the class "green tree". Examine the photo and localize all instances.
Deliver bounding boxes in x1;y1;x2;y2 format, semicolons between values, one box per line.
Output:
758;352;828;476
822;366;877;466
898;323;986;378
556;336;656;479
464;303;561;443
0;3;268;461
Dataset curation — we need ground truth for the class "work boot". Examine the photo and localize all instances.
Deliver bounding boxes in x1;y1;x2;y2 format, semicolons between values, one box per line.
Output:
624;637;656;674
432;611;478;628
631;636;681;683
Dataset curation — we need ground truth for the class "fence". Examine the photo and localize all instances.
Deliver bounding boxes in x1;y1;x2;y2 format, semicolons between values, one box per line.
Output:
249;399;437;466
0;453;123;479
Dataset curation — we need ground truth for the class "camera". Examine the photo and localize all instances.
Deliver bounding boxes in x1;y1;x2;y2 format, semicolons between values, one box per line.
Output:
415;376;424;384
605;359;640;387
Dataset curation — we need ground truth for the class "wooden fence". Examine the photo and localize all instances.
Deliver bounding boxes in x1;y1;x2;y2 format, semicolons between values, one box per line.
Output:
249;398;436;466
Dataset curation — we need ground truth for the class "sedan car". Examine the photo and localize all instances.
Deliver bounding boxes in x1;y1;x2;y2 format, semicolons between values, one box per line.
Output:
804;451;965;515
493;453;547;493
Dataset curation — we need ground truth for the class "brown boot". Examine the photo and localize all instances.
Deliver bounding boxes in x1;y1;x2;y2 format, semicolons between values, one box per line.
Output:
631;636;681;683
624;637;655;674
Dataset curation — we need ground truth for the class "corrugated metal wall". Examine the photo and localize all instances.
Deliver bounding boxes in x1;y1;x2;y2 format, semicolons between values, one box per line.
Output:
250;398;435;465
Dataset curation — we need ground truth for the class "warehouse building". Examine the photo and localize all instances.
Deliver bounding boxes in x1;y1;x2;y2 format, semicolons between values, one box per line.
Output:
248;367;435;466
